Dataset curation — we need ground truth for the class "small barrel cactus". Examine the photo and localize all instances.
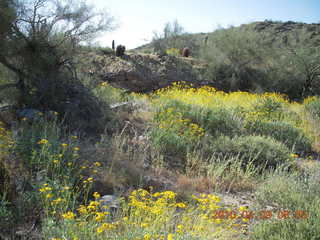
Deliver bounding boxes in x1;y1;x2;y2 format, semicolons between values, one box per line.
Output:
182;47;190;57
116;45;126;57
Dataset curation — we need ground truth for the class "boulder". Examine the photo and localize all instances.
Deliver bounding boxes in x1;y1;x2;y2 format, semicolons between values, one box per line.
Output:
98;195;121;216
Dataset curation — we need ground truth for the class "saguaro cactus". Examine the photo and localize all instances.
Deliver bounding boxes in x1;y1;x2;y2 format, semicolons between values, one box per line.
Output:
112;40;115;51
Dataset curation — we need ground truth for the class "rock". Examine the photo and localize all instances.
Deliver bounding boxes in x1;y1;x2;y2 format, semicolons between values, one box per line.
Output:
98;195;121;215
88;53;208;93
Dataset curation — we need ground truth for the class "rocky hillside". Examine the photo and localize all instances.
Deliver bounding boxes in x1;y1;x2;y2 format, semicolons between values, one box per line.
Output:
82;51;209;92
79;20;320;98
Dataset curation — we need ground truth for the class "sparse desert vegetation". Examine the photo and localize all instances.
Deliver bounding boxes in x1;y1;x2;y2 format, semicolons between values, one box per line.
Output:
0;0;320;239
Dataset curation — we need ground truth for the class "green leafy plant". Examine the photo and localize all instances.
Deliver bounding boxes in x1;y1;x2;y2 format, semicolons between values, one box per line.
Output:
208;135;293;168
245;120;312;154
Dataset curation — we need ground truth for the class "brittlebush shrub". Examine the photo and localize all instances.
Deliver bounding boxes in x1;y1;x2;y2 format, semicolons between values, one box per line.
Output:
245;120;312;154
155;100;242;138
208;135;293;168
199;107;242;137
151;101;205;165
304;96;320;119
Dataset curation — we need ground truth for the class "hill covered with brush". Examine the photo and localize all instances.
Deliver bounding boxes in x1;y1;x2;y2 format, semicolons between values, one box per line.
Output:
135;20;320;100
1;2;320;238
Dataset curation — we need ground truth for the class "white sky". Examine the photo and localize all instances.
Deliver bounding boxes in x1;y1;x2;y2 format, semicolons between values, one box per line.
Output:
87;0;320;49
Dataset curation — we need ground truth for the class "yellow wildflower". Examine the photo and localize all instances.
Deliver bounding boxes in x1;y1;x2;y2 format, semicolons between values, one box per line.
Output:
176;202;186;208
93;192;101;199
51;198;63;205
95;212;108;222
39;186;52;192
62;211;75;220
94;161;102;167
77;205;88;215
144;234;151;240
37;139;48;144
46;193;53;199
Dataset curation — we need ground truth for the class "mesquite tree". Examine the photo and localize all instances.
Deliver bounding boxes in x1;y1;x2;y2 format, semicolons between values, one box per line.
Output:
0;0;116;133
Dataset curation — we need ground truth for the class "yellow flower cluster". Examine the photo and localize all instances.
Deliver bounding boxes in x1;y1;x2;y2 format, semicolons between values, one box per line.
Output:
38;138;49;144
53;189;244;239
152;81;291;113
96;223;116;233
62;211;76;220
157;107;205;140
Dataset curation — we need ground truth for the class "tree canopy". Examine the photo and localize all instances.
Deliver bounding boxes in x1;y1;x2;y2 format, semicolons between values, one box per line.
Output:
0;0;116;134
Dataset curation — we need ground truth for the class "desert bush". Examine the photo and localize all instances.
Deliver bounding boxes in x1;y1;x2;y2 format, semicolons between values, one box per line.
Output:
11;118;87;203
249;95;287;121
207;135;293;169
245;120;312;154
252;165;320;239
0;198;14;229
0;117;99;238
152;20;201;56
199;24;320;99
150;127;191;159
184;105;243;137
154;100;242;138
304;96;320;118
93;81;129;105
183;152;260;193
166;48;180;56
201;107;242;137
0;0;116;135
151;100;207;167
200;27;270;92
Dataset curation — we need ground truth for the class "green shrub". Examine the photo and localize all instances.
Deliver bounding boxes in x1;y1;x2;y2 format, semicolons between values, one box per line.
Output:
304;96;320;118
208;135;292;168
13;118;84;189
156;101;243;138
245;120;312;154
0;198;14;229
150;127;190;158
252;166;320;239
200;107;242;137
251;96;286;121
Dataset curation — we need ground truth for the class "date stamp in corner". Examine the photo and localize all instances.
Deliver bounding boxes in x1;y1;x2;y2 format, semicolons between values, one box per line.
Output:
212;209;309;221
